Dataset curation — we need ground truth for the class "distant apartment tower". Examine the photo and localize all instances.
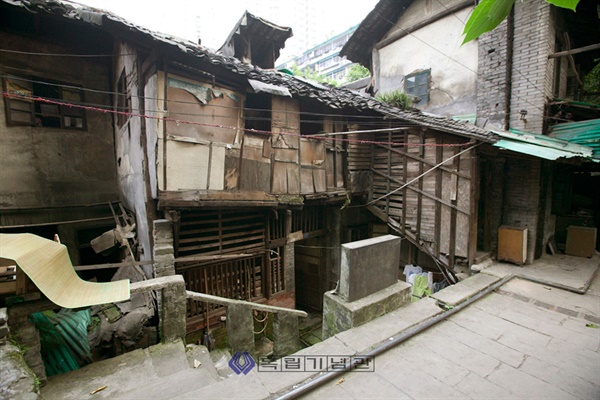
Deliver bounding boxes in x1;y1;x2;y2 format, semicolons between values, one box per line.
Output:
277;26;357;82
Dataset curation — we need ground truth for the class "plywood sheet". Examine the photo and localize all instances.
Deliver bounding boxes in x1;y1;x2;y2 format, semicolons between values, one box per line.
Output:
166;140;209;190
272;161;288;194
287;164;300;194
300;140;325;166
166;78;241;145
209;145;225;190
313;168;327;193
301;169;314;194
0;233;129;308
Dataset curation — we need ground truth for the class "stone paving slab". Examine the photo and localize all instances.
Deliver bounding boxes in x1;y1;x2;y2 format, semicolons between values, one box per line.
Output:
429;273;501;306
305;282;600;400
334;297;442;353
499;277;600;317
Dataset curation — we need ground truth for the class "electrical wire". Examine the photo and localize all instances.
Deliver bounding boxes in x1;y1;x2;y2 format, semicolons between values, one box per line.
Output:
433;0;548;98
369;8;548;115
1;91;472;148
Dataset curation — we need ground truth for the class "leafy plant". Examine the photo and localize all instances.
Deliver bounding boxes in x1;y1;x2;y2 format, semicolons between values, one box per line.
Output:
376;90;412;110
344;64;370;83
462;0;580;44
289;63;339;86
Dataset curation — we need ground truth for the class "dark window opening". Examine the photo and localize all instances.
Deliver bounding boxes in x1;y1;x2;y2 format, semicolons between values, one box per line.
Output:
405;69;430;106
3;76;86;130
245;92;271;134
116;71;131;128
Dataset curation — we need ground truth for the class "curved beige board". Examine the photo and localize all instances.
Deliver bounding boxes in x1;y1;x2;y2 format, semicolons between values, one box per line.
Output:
0;233;130;308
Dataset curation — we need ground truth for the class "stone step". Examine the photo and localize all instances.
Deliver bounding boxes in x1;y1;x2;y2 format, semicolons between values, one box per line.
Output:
40;340;219;400
115;367;218;399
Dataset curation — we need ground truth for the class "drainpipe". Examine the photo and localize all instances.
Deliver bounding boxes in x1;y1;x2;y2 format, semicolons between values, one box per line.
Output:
274;274;515;400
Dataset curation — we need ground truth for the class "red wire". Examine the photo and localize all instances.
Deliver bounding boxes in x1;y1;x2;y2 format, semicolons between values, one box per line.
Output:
2;92;471;148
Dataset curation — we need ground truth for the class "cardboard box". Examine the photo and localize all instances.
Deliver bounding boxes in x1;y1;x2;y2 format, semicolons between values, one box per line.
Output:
565;226;597;258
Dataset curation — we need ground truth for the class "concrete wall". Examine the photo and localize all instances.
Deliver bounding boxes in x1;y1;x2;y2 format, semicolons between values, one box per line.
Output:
114;42;152;274
375;2;478;117
0;32;118;211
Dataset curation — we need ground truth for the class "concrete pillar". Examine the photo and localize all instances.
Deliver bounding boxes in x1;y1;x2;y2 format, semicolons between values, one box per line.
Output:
226;303;255;357
273;313;301;357
153;219;175;277
158;278;187;342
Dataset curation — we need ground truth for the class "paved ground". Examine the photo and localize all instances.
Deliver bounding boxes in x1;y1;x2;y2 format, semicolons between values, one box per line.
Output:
39;254;600;399
303;273;600;400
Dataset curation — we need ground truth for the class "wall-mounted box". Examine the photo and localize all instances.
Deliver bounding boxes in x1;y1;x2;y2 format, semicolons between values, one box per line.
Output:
565;226;597;258
498;226;528;266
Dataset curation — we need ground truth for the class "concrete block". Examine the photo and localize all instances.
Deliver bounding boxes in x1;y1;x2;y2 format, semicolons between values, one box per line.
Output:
339;235;401;302
153;219;173;241
226;303;255;356
272;313;301;357
322;280;411;339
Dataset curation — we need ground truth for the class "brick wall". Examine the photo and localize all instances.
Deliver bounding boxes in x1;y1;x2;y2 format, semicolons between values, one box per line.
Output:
477;17;512;130
509;0;553;134
502;157;541;264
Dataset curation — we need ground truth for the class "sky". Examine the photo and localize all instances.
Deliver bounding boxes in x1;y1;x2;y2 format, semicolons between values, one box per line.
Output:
73;0;379;62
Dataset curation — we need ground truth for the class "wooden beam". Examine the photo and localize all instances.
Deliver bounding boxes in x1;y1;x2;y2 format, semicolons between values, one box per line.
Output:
73;260;155;271
548;43;600;58
174;254;259;263
374;142;471;179
468;153;479;269
434;140;443;257
371;168;470;215
186;290;308;317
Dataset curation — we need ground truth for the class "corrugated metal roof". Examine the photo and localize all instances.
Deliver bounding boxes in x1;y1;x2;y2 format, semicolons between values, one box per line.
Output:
549;119;600;160
492;129;597;161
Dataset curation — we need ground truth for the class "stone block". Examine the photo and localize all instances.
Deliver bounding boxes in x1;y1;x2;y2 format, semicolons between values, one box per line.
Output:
157;280;187;343
153;219;173;242
272;313;301;357
339;235;401;302
322;280;411;339
226;303;255;357
0;307;7;325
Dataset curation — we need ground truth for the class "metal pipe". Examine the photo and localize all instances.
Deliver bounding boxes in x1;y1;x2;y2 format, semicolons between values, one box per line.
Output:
275;274;515;400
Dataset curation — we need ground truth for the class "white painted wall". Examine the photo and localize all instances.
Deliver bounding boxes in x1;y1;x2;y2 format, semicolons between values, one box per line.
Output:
114;42;152;275
375;4;478;117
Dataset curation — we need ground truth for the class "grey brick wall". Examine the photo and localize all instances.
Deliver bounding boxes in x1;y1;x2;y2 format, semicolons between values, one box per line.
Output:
477;18;512;130
502;157;541;264
509;0;553;134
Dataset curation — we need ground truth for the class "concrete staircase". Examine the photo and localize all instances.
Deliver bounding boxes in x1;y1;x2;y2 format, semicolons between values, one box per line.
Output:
40;340;233;400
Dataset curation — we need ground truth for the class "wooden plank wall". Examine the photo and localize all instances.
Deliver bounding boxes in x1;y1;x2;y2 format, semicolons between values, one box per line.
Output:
367;128;475;265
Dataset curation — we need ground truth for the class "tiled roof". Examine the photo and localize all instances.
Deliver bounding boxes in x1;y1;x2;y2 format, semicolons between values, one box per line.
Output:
3;0;497;143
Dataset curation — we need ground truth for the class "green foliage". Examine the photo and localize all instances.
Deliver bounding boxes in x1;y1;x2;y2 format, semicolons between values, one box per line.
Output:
289;63;339;86
462;0;580;44
344;64;370;83
376;90;412;110
583;59;600;104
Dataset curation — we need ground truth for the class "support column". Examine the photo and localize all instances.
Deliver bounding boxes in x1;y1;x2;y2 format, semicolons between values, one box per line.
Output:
153;219;175;277
226;303;255;357
273;313;301;356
